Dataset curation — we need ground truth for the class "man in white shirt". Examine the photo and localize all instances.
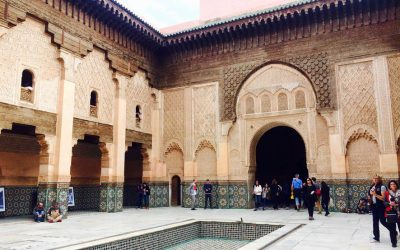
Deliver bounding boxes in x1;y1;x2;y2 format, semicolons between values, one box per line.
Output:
253;180;263;211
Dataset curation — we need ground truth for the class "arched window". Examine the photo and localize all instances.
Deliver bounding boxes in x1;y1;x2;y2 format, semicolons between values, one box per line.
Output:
278;93;288;111
90;91;98;117
295;90;306;109
135;105;142;128
20;70;34;103
245;97;254;114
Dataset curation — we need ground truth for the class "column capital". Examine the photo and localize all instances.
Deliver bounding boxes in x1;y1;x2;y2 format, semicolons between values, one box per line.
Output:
58;49;81;82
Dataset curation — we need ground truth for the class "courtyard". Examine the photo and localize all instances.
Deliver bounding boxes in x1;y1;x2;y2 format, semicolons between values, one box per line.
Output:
0;207;394;250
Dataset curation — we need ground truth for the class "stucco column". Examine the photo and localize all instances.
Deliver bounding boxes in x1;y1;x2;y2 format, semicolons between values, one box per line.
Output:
183;87;195;180
373;56;398;177
217;121;232;180
321;111;346;178
37;49;80;216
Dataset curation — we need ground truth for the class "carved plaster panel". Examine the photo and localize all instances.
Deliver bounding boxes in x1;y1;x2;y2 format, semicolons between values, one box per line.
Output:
163;89;184;148
388;55;400;139
338;61;378;133
75;49;114;124
0;18;59;113
126;71;153;133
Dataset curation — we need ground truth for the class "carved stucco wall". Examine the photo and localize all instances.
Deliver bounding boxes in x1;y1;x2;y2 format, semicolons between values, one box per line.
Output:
193;84;217;148
74;49;114;124
346;137;380;179
315;115;331;176
387;55;400;140
163;89;184;150
222;53;329;121
126;71;153;133
195;142;217;179
338;61;378;135
164;143;184;178
0;18;60;113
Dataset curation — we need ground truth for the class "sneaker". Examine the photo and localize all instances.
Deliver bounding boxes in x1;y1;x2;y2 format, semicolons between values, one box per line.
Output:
191;208;196;210
370;238;379;243
309;217;314;220
325;212;330;216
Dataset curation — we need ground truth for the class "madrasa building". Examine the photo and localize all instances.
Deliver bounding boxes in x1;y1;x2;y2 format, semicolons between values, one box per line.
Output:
0;0;399;217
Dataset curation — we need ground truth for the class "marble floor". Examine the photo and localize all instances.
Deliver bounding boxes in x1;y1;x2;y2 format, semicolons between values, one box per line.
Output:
0;207;395;250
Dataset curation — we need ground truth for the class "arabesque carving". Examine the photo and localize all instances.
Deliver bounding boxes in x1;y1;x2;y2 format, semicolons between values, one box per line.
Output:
164;142;183;157
194;140;216;159
388;55;400;136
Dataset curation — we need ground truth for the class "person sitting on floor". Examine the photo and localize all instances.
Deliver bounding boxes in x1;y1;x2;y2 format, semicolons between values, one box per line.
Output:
356;198;369;214
47;202;62;223
33;202;45;222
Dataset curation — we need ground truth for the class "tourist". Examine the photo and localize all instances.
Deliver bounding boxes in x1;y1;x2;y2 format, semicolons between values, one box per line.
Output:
143;183;150;209
280;182;291;209
33;202;45;222
356;198;369;214
291;174;303;211
320;181;330;216
253;180;262;211
385;180;400;248
262;183;270;210
369;175;389;243
47;202;62;223
203;179;213;209
303;178;317;220
270;179;281;210
136;183;143;208
188;179;198;210
312;177;322;214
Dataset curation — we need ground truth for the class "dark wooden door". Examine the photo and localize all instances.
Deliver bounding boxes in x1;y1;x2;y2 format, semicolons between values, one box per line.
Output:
171;176;181;206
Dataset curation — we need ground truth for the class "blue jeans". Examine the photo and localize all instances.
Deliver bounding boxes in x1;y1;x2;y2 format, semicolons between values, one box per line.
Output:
254;195;262;209
143;195;149;208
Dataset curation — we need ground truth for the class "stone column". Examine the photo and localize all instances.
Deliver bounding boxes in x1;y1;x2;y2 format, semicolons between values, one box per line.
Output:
98;72;127;212
217;121;232;181
373;56;398;178
183;87;195;180
37;49;80;216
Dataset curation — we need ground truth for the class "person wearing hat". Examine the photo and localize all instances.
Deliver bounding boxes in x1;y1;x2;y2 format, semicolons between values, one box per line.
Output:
203;179;213;209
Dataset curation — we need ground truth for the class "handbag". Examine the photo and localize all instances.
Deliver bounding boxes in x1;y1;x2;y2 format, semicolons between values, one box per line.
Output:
386;209;398;224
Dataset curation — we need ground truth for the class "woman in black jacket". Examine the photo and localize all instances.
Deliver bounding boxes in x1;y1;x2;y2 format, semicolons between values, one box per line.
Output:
303;178;317;220
321;181;330;216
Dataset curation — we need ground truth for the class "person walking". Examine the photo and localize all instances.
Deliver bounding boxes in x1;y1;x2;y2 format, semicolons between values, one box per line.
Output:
320;181;330;216
253;180;262;211
270;179;281;210
203;179;213;209
369;175;389;243
385;180;400;248
312;177;322;214
291;174;303;211
303;178;317;220
143;183;150;209
188;179;198;210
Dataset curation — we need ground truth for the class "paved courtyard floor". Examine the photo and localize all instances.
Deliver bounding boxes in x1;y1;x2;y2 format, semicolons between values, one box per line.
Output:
0;207;396;250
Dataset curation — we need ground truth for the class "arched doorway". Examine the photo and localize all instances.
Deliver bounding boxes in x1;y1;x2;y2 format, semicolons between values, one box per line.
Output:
123;143;143;207
255;126;308;186
171;175;181;206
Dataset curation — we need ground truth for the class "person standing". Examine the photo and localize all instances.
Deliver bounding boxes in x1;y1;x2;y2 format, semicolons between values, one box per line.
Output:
385;180;400;248
320;181;330;216
188;179;198;210
262;183;270;210
369;175;389;243
253;180;262;211
303;178;317;220
203;179;213;209
312;177;322;214
143;183;150;209
291;174;303;211
136;183;143;208
270;179;280;210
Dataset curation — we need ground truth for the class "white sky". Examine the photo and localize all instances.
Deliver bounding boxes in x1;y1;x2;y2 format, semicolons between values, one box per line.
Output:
116;0;200;29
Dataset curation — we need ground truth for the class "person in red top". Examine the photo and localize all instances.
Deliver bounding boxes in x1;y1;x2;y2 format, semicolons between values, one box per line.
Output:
384;180;399;248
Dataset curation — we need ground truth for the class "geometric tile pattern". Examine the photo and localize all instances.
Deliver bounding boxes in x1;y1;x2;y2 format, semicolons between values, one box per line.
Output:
182;182;248;209
0;186;37;218
84;221;282;250
149;183;169;207
68;185;100;212
99;183;123;213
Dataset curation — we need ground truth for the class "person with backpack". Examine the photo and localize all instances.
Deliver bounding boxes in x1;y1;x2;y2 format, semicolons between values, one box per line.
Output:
369;175;389;243
291;174;303;211
385;180;400;248
312;177;322;214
